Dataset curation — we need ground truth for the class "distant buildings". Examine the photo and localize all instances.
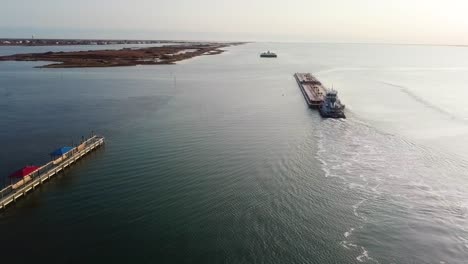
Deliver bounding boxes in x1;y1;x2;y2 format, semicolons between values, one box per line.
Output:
0;38;169;46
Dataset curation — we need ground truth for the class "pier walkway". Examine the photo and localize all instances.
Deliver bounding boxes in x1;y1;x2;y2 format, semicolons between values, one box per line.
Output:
0;135;104;211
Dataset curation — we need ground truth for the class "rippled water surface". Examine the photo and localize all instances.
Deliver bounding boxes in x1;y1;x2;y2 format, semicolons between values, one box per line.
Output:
1;43;468;263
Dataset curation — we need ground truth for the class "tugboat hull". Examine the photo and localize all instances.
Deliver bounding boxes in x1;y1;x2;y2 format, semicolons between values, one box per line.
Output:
260;54;277;58
319;108;346;119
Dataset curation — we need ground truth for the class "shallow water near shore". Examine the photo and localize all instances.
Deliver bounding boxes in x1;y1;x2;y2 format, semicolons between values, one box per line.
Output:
1;43;468;263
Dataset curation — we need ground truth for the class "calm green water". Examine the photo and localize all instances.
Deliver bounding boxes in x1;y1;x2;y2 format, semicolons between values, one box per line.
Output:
1;43;468;263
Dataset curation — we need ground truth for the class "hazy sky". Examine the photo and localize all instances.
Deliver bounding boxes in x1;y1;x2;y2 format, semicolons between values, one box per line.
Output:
1;0;468;44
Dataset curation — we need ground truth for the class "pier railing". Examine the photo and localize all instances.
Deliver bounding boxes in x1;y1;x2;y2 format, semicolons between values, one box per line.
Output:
0;135;104;210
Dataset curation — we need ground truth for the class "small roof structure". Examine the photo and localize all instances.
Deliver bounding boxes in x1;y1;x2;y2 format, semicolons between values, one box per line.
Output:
50;146;73;156
9;166;40;178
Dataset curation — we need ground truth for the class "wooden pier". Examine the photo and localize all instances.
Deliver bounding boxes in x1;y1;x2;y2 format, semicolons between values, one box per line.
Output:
0;135;105;211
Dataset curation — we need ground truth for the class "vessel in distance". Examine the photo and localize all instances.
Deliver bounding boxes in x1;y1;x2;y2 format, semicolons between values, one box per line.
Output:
260;51;277;58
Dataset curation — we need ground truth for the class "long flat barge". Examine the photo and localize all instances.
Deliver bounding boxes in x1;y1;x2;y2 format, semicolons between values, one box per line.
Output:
294;73;326;109
294;73;346;118
0;135;104;211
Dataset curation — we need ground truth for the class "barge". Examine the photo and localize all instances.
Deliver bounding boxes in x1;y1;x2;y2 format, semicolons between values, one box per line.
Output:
294;73;346;118
294;73;326;109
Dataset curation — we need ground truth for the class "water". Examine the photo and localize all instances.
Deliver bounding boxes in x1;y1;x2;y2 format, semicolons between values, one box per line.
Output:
1;43;468;263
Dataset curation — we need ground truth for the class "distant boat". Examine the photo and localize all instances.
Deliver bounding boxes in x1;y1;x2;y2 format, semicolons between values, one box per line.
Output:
260;51;277;58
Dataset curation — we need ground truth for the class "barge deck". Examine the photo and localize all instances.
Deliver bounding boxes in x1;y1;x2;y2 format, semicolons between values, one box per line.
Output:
294;73;326;109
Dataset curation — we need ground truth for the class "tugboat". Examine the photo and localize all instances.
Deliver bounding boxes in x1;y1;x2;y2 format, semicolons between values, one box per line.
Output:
319;90;346;118
260;51;277;58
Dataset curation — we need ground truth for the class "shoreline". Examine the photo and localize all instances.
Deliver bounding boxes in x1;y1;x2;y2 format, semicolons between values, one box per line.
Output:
0;42;244;68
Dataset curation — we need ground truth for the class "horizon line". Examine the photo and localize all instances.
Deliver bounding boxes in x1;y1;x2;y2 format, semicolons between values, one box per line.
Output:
1;37;467;48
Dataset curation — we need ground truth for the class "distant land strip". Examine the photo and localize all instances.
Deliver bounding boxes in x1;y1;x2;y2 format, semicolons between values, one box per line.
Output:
0;42;245;68
0;38;181;46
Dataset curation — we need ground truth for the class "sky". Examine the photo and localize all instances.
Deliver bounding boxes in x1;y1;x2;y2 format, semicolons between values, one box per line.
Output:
1;0;468;44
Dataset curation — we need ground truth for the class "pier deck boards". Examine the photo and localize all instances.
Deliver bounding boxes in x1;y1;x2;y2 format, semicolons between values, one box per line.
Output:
0;135;104;211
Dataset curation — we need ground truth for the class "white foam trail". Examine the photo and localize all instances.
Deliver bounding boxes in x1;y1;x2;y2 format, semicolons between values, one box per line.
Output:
349;183;366;190
314;67;371;75
344;227;355;238
371;183;382;195
322;167;331;178
356;247;380;263
353;199;368;221
359;174;368;182
340;240;357;249
342;243;350;250
315;121;386;262
356;247;368;262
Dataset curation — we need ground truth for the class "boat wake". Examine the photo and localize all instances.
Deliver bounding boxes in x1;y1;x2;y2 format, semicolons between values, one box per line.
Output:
316;120;383;263
315;114;468;263
356;247;379;263
380;80;463;122
344;227;354;238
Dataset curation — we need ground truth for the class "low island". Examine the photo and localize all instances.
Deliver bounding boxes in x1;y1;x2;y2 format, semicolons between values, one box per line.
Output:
0;42;243;68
